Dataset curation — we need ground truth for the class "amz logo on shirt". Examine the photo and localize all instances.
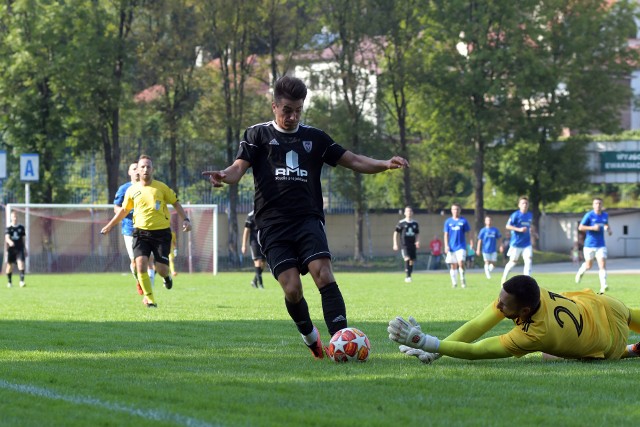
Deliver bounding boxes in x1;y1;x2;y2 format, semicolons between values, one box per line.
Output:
275;151;308;178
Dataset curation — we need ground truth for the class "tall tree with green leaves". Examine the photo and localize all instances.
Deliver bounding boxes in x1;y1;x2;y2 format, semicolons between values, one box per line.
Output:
373;0;428;208
317;0;382;262
134;0;203;192
199;0;262;265
419;0;522;235
0;0;75;203
61;0;140;202
486;0;640;246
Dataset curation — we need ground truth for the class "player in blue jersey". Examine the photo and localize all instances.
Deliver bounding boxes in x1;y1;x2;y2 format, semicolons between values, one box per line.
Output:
575;198;612;293
443;203;471;288
393;206;420;283
113;161;144;294
501;196;534;284
202;75;408;359
476;216;502;280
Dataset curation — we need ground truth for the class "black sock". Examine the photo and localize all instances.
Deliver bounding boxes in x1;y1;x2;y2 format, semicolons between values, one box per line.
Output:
320;282;347;335
285;297;314;336
255;266;263;284
7;273;11;283
408;263;413;276
19;270;24;281
405;260;410;276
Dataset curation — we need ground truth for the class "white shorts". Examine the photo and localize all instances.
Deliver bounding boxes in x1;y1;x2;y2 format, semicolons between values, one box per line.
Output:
482;252;498;262
583;246;607;261
123;235;135;261
445;249;467;264
507;245;533;261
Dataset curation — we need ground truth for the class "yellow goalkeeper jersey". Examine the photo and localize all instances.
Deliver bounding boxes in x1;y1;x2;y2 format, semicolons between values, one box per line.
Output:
123;180;177;231
498;288;630;360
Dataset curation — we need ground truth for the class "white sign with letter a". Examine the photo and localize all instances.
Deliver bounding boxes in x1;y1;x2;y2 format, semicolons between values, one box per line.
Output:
20;153;40;182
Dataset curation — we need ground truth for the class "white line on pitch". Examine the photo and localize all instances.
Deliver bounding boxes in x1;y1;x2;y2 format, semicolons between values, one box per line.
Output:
0;379;219;427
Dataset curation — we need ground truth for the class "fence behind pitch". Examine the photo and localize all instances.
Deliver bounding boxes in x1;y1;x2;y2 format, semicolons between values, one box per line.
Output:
5;204;218;274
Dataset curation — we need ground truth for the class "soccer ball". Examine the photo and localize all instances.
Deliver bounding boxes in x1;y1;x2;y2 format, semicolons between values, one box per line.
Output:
326;327;370;362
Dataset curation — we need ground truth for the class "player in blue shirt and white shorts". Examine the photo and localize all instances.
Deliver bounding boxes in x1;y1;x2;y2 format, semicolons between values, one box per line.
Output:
501;197;534;284
476;216;502;280
575;198;612;293
443;203;471;288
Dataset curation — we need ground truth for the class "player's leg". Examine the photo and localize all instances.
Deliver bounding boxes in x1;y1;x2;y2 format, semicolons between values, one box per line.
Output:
133;235;156;306
596;247;608;293
445;252;457;287
263;221;325;358
576;248;595;283
16;254;25;287
522;245;533;276
401;248;410;282
456;249;467;288
150;230;173;290
483;254;491;279
501;247;519;284
5;251;13;287
250;242;263;288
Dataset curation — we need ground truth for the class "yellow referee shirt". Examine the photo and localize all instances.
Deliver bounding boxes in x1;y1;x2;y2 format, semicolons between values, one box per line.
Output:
123;180;177;231
499;287;629;360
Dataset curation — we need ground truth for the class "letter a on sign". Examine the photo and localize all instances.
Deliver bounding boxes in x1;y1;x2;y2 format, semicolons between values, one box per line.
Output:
20;153;40;182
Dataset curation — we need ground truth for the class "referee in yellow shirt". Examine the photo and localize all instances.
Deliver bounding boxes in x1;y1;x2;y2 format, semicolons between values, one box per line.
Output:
388;275;640;362
102;155;192;308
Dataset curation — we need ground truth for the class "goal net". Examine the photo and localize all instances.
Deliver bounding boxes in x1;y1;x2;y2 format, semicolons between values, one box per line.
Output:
5;203;218;275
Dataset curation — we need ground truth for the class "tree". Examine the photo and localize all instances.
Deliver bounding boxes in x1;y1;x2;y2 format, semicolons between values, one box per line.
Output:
374;0;429;208
487;0;640;246
199;0;261;265
134;0;203;191
62;0;141;202
317;0;382;261
0;0;75;203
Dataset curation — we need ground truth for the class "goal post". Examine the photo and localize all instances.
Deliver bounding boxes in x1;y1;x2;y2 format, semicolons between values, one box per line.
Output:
5;203;218;275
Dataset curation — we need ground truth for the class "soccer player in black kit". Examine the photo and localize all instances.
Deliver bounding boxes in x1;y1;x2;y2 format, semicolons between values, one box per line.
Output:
203;75;409;359
5;211;27;288
242;210;265;289
393;206;420;283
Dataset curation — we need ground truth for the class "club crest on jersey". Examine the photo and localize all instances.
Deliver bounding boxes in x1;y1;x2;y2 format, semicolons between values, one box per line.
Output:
303;140;312;153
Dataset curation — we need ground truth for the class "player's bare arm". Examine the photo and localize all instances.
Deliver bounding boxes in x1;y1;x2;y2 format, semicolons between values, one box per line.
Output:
337;151;408;174
202;159;251;187
172;201;192;232
242;227;250;254
100;207;130;235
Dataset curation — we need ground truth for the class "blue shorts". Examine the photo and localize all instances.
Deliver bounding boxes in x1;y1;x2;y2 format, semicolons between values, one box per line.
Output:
258;217;331;279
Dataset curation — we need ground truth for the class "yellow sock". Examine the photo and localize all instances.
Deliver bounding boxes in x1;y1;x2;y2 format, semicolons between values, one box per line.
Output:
139;271;155;303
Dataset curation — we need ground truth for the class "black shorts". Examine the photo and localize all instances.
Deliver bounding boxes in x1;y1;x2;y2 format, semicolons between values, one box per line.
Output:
132;228;172;265
250;241;265;261
259;217;331;279
7;247;25;264
401;245;417;261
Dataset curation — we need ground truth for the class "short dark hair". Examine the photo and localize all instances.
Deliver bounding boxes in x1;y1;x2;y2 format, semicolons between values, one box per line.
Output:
139;154;152;163
274;75;307;103
503;275;540;310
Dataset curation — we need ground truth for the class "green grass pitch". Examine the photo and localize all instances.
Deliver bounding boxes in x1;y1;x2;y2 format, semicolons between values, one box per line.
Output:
0;270;639;426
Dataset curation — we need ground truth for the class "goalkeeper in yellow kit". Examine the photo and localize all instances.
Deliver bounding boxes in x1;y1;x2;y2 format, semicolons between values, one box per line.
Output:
388;275;640;362
101;155;192;308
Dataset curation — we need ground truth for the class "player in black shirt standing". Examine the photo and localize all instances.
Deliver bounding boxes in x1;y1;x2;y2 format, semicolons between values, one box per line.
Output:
203;75;408;359
393;206;420;283
5;211;27;288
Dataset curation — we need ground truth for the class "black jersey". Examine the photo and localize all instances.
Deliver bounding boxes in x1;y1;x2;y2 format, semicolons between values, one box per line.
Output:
6;224;26;250
237;121;347;229
244;212;258;243
395;219;419;247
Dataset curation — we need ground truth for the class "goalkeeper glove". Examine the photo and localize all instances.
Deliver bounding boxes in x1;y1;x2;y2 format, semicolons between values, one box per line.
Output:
399;345;441;364
387;316;440;352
